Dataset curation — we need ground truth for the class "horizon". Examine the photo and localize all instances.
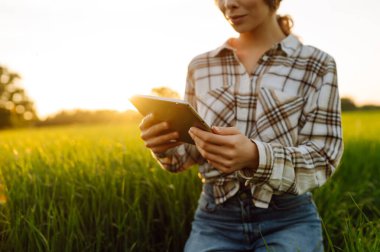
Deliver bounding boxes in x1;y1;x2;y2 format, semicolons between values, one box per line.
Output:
1;0;380;118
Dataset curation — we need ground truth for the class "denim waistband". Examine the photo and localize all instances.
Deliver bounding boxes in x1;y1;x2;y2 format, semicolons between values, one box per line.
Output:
202;183;313;207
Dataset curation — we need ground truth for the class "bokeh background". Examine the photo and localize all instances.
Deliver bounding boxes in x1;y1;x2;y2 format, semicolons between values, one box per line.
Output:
1;0;380;118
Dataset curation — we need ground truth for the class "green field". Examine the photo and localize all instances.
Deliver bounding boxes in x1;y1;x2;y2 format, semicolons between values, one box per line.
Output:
0;111;379;251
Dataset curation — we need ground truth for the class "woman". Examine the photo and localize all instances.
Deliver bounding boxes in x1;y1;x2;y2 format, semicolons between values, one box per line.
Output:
139;0;343;251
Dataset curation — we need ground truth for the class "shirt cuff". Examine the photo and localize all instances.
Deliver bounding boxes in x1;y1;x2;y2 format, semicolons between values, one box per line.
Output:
152;147;176;159
237;139;274;183
153;151;166;159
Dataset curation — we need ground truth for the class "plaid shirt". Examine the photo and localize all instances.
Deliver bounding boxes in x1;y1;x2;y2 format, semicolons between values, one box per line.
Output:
154;34;343;208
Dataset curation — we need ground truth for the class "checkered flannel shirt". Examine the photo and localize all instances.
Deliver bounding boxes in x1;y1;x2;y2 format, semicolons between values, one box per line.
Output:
153;34;343;208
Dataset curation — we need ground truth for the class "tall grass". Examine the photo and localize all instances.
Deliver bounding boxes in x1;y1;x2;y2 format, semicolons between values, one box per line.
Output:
0;124;201;251
0;111;379;251
313;111;380;251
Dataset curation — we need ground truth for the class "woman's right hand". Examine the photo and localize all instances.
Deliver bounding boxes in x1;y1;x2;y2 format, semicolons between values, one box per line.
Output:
139;113;182;154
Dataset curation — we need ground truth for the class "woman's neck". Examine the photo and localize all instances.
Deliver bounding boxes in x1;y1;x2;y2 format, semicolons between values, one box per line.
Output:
238;15;286;50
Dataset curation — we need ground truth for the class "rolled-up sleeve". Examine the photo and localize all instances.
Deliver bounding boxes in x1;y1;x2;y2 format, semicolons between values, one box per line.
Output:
152;63;205;173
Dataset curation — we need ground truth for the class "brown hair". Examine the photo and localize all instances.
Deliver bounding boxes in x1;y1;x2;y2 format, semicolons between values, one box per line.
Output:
265;0;293;36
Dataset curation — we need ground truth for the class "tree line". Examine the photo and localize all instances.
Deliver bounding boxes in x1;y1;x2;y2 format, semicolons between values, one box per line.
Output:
340;97;380;112
0;65;379;130
36;109;142;127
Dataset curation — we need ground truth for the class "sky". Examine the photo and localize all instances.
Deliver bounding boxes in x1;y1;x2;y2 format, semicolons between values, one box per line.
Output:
1;0;380;118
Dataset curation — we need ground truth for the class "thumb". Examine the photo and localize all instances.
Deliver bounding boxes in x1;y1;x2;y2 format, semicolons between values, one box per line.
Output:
212;126;240;135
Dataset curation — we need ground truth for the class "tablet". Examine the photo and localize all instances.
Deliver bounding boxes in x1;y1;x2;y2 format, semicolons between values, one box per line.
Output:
129;94;211;144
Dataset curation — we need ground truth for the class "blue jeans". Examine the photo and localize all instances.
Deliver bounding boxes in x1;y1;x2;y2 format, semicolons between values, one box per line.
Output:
184;184;324;252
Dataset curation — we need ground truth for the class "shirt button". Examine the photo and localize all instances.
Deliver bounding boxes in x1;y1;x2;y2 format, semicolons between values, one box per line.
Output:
239;192;249;200
262;55;269;61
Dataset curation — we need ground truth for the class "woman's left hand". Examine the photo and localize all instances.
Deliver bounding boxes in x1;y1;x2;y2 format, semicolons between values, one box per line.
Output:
188;126;259;174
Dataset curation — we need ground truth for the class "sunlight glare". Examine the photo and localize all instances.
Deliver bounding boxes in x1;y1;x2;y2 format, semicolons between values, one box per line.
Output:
1;0;380;118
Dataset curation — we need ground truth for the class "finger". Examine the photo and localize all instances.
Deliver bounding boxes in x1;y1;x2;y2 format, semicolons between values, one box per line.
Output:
190;132;234;173
208;159;232;174
139;113;156;130
140;121;170;140
212;126;241;135
190;131;212;160
189;127;232;146
201;149;231;167
189;131;232;158
145;131;179;148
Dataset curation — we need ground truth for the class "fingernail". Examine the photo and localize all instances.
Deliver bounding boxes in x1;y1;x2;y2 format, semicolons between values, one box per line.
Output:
212;126;220;132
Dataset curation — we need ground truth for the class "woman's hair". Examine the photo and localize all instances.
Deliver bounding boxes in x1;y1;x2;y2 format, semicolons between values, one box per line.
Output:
265;0;293;36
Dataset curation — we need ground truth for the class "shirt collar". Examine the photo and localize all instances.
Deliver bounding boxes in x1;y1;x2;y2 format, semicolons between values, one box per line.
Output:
209;34;301;58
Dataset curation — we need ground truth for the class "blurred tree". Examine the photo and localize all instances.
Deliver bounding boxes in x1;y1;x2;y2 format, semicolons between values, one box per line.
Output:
0;66;38;128
340;97;357;112
151;86;180;99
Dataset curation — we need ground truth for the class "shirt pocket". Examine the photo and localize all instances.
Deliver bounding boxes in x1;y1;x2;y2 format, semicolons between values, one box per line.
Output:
196;84;236;128
253;87;304;146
